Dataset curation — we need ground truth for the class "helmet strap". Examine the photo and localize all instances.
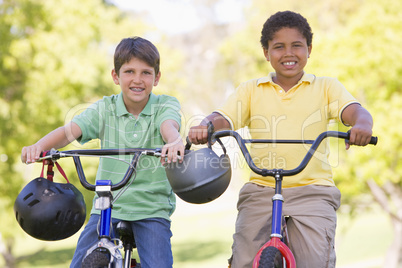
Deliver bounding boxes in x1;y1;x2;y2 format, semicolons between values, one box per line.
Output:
216;138;227;155
40;151;70;183
206;122;227;155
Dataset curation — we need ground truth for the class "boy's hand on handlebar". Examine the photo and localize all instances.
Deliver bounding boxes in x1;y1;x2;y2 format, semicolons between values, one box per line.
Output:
21;144;44;164
161;138;184;166
345;125;373;150
188;125;209;145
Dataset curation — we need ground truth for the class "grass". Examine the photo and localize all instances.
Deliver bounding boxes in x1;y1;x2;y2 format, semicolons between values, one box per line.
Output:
10;233;79;268
4;186;393;268
336;207;393;268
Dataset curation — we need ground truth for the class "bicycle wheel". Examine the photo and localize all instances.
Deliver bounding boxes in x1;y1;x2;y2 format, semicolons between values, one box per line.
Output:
258;246;283;268
81;249;110;268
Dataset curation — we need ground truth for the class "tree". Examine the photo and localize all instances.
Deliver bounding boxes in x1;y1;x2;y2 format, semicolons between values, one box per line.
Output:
318;0;402;266
0;0;157;266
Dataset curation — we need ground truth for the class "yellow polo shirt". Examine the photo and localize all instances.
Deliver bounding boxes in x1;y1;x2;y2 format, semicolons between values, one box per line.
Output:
215;73;358;188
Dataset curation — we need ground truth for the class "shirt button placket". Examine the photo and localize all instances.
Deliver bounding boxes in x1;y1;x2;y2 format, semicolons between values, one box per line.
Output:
133;119;140;142
126;116;137;143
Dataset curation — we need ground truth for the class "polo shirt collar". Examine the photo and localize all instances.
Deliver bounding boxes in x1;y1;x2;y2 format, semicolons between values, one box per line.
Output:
116;92;157;117
257;72;315;86
141;93;157;116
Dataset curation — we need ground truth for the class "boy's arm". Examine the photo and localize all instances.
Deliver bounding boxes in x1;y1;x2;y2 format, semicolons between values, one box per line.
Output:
188;112;231;145
341;103;373;150
160;119;184;164
22;121;82;163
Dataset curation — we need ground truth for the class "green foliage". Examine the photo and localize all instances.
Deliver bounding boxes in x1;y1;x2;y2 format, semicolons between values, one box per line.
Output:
0;0;146;244
317;0;402;193
0;3;187;264
1;0;401;265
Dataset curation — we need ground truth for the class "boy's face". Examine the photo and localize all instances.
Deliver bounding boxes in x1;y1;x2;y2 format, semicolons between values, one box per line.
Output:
263;27;312;84
111;57;160;114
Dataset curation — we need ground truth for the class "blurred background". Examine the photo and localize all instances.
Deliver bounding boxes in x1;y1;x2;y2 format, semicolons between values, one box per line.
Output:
0;0;401;267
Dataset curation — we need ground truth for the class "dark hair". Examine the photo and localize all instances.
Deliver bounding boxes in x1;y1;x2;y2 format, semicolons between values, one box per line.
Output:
260;11;313;50
114;36;160;75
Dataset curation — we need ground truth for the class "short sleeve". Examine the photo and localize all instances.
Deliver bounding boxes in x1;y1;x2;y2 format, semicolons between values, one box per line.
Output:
72;100;105;144
215;81;252;130
326;78;359;125
154;95;182;130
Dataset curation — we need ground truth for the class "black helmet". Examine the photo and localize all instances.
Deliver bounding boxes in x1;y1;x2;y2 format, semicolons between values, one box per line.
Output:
165;148;231;204
14;177;86;241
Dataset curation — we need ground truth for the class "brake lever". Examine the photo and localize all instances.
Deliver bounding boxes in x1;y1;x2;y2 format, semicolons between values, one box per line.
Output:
185;137;192;151
36;148;61;162
142;149;183;161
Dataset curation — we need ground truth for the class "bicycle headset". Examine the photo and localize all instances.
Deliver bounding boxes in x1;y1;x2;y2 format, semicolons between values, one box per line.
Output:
14;161;86;241
165;146;232;204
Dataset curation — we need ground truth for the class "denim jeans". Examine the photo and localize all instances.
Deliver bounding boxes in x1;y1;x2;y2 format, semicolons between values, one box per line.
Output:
70;214;173;268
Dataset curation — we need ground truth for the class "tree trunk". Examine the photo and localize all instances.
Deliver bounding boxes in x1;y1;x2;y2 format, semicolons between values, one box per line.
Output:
367;179;402;268
0;233;16;268
383;219;402;268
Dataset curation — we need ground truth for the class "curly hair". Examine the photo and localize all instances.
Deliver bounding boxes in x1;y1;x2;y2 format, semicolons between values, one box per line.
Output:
260;11;313;50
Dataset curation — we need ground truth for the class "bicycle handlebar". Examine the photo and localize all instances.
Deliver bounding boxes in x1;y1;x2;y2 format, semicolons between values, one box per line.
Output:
212;130;377;177
38;148;171;191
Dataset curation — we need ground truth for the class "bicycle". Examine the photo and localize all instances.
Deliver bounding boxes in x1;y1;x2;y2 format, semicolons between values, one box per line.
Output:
17;147;176;268
209;129;378;268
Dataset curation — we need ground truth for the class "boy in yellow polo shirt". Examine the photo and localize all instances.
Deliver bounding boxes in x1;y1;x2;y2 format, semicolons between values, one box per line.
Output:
188;11;373;268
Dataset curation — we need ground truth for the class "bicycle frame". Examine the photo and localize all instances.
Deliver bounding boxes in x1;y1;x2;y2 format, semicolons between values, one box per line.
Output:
211;130;377;268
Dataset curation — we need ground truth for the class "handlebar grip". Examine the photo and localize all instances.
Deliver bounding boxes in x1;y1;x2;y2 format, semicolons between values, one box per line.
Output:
346;131;378;146
370;136;378;145
207;122;214;149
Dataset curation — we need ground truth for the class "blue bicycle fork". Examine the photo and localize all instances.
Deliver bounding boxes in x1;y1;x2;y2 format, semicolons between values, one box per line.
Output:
271;173;284;238
82;179;124;266
95;179;113;237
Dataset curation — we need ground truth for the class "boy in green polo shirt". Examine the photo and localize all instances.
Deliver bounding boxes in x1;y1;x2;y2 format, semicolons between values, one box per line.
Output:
188;11;373;268
21;37;184;268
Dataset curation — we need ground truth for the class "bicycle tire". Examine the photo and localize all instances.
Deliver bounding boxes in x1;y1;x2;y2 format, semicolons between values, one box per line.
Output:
81;249;110;268
258;246;283;268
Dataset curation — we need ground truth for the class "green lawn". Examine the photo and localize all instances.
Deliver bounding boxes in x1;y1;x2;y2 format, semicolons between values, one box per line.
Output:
5;188;393;268
336;208;393;268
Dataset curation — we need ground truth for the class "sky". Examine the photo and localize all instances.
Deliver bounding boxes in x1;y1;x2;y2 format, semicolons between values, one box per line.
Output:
110;0;247;34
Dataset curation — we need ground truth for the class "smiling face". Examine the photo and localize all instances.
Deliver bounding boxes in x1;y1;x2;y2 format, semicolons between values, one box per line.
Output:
263;27;312;89
112;57;161;115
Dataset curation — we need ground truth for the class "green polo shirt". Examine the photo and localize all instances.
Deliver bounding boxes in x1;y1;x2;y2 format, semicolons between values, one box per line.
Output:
72;92;181;221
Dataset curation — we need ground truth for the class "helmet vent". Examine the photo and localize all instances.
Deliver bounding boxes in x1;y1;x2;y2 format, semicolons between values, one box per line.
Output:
73;212;81;224
55;211;62;224
55;187;64;194
66;210;72;221
28;199;40;207
23;193;33;201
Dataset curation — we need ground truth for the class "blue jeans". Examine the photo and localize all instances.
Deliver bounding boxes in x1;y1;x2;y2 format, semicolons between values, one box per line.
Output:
70;215;173;268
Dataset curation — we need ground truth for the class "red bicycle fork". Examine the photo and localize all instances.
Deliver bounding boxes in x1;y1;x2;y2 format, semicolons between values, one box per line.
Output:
253;237;296;267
